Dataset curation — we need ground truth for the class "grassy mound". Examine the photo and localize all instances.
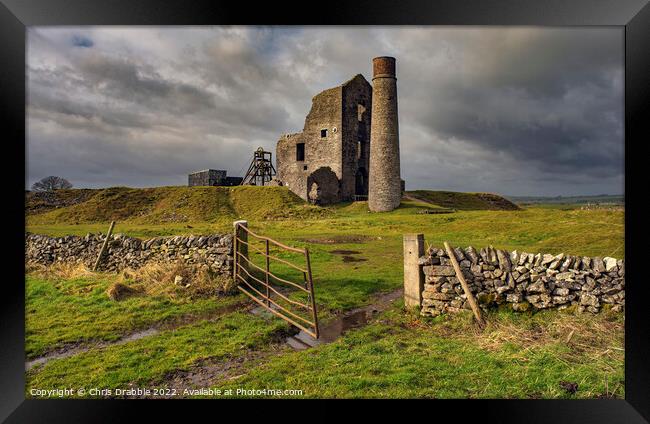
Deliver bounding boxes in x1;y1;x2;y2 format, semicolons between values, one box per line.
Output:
26;186;328;225
406;190;520;211
228;186;330;220
25;189;97;214
26;186;519;227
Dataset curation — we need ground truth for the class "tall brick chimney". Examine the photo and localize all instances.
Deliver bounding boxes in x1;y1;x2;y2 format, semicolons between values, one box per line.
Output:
368;56;401;212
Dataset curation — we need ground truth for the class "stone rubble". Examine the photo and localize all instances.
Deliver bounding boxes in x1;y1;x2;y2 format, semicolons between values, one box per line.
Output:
420;245;624;316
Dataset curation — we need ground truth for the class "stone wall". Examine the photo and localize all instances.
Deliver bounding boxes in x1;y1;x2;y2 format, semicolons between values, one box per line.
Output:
26;232;234;275
419;245;624;316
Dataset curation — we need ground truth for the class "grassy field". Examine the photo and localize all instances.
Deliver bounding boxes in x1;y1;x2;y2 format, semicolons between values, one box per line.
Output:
24;187;625;398
28;312;290;391
217;306;624;399
25;271;246;359
508;194;624;206
27;187;624;258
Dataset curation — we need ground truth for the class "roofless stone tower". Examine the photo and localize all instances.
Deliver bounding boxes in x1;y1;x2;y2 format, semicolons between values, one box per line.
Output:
368;56;401;212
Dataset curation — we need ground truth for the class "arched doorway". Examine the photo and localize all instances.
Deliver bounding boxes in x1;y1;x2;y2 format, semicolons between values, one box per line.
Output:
307;167;340;205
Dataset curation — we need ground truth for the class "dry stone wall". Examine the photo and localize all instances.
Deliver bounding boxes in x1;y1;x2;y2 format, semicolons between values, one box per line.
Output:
25;233;233;275
419;245;624;316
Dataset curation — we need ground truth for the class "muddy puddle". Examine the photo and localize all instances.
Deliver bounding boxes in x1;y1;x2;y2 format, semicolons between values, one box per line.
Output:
342;256;367;263
132;289;403;392
329;249;368;263
329;249;361;255
286;289;402;349
301;235;376;245
250;289;402;350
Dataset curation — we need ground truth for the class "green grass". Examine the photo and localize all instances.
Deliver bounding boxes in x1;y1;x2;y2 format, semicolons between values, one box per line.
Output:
253;203;624;259
27;201;624;258
509;194;624;205
215;304;624;399
26;274;244;359
24;187;625;398
26;312;289;395
26;187;623;258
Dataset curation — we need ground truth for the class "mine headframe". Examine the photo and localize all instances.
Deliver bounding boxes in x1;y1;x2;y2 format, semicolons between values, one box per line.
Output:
241;147;277;186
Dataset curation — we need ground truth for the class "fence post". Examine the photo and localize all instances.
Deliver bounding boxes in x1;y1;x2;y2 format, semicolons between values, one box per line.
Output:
233;220;249;279
265;239;271;307
304;247;319;339
444;241;485;327
93;221;116;271
403;233;425;309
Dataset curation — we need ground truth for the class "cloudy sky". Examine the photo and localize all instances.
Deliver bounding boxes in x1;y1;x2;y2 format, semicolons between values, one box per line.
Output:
27;26;624;196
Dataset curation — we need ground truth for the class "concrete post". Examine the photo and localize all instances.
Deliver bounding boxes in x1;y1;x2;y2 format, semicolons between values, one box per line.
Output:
233;220;248;278
403;233;425;309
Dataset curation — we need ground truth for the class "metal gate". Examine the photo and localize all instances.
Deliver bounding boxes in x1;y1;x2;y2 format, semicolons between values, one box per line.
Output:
233;222;319;339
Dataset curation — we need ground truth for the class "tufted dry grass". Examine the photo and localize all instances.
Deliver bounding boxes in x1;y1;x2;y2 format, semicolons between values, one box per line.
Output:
118;261;237;300
26;260;237;301
446;308;625;374
26;262;95;280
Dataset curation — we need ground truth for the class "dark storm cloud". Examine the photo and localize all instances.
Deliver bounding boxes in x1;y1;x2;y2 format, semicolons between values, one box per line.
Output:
26;27;623;195
71;34;93;48
401;29;623;187
75;53;217;114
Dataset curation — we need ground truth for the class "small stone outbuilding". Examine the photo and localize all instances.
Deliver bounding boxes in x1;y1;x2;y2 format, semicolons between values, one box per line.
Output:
188;169;242;187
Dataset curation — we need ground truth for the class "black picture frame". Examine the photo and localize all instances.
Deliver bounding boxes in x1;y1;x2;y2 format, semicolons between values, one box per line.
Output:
1;0;648;421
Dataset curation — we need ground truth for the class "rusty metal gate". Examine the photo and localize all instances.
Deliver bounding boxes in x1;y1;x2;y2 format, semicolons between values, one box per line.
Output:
233;222;319;339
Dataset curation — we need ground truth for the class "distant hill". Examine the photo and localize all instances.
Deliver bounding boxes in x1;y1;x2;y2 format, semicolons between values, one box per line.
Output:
25;186;525;226
26;186;330;225
405;190;520;211
507;194;624;205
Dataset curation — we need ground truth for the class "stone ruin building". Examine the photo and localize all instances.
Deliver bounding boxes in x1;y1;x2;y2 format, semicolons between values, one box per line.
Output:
275;57;402;211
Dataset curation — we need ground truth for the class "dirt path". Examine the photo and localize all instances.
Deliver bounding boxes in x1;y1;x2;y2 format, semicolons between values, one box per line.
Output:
29;287;405;397
145;288;405;395
150;342;293;398
402;194;424;203
26;328;160;371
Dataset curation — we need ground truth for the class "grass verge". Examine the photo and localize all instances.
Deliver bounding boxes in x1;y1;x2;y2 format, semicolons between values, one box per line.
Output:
26;312;289;395
26;270;244;359
214;303;624;399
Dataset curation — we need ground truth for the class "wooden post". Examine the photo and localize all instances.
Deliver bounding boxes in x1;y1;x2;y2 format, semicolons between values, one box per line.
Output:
232;225;238;280
265;239;271;307
403;234;425;308
304;247;319;339
444;241;485;327
93;221;115;271
233;220;249;278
